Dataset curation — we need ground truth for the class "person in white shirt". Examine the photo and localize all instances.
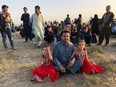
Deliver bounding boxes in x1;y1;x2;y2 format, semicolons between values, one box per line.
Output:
31;5;44;48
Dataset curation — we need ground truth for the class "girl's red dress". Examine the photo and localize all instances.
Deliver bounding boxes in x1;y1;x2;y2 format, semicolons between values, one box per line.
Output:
75;54;104;74
32;58;59;82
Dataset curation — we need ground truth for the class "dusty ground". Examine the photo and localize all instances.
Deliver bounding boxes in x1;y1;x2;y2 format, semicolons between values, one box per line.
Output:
0;34;116;87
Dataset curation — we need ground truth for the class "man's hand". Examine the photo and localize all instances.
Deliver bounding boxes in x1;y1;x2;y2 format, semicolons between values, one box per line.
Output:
67;58;75;69
59;65;66;73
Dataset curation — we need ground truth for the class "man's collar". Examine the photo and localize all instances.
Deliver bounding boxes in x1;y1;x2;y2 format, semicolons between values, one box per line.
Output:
61;41;69;46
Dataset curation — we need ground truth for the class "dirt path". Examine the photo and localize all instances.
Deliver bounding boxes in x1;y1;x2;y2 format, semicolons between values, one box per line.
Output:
0;35;116;87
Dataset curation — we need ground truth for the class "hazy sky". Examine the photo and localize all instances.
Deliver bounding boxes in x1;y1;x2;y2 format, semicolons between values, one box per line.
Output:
0;0;116;26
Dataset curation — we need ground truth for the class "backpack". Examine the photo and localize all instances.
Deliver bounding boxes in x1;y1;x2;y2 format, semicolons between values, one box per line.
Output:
0;14;6;32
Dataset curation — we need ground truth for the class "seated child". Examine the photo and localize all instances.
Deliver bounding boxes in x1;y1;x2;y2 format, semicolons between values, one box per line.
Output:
31;44;59;82
70;40;104;74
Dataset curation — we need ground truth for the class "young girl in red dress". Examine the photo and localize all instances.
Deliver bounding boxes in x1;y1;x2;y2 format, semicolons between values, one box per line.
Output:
71;40;104;74
31;44;59;82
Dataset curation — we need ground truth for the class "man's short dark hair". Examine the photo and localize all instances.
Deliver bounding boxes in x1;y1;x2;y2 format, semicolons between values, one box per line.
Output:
79;14;82;17
23;7;27;9
2;5;8;9
67;14;69;16
35;5;40;9
60;30;70;36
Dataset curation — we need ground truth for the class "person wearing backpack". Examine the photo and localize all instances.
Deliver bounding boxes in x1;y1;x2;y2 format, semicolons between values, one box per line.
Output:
0;5;15;50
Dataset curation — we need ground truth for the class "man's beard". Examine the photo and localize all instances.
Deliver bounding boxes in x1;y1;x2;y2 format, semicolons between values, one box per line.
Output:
63;40;69;44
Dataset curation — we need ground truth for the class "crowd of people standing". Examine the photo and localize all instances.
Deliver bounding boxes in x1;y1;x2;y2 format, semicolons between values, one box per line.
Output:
20;5;114;47
0;5;115;50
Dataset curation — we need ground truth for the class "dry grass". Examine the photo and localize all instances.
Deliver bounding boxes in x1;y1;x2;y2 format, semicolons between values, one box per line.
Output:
0;53;36;79
111;42;116;47
92;51;116;72
0;51;19;75
83;73;102;86
0;56;14;71
100;61;116;72
87;46;103;54
8;51;18;58
86;45;116;72
0;56;15;78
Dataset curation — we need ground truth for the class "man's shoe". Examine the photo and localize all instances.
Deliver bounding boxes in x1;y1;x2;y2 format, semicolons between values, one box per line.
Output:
5;48;8;50
12;48;16;50
59;72;65;77
24;41;27;43
37;46;41;48
38;41;42;47
97;43;101;45
104;43;108;46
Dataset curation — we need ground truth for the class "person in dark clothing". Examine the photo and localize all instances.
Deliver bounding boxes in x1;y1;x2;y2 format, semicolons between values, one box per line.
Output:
56;24;63;42
98;5;114;46
91;33;98;43
64;14;71;27
21;7;32;42
71;25;80;44
91;14;99;35
18;24;25;38
52;24;58;37
44;26;54;43
77;14;82;32
81;25;92;46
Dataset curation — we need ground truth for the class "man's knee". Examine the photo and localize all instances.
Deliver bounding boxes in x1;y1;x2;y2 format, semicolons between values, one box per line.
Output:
2;37;6;42
75;60;83;67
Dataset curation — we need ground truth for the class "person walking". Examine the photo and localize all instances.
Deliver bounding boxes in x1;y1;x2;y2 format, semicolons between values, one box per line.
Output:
0;5;15;50
21;7;32;42
31;5;44;48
